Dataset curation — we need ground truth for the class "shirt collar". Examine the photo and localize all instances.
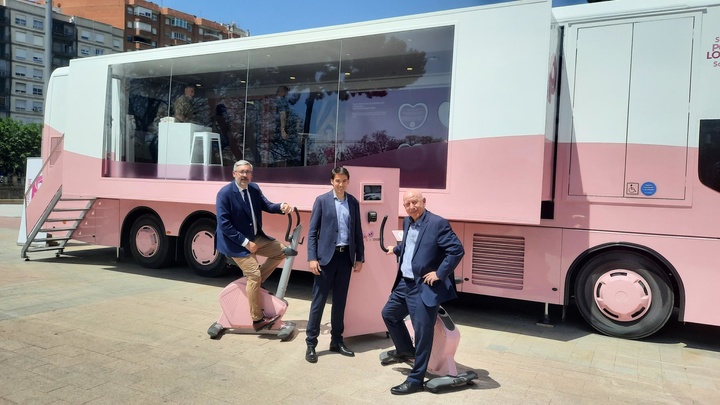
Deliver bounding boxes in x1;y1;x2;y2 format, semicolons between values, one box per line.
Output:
235;182;249;192
409;210;427;227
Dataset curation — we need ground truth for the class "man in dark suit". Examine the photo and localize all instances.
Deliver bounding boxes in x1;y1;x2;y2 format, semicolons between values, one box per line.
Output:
382;189;464;395
305;167;365;363
215;160;294;331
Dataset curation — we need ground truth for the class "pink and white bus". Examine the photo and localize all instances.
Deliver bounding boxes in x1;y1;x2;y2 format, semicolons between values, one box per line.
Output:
23;0;720;339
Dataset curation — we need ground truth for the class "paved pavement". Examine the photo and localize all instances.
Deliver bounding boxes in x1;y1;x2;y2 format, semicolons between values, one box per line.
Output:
2;208;720;404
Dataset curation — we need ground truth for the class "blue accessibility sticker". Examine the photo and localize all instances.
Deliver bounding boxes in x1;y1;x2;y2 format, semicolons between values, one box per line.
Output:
641;182;656;196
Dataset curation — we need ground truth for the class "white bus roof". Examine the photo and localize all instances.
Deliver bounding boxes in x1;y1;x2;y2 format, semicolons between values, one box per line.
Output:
552;0;718;23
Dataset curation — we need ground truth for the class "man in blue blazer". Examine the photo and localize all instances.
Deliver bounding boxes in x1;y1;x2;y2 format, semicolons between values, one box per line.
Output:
215;160;294;331
305;167;365;363
382;189;464;394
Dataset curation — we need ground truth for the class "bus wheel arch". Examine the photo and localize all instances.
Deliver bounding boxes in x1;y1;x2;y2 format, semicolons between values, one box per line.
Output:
179;214;227;277
125;210;176;269
567;243;683;339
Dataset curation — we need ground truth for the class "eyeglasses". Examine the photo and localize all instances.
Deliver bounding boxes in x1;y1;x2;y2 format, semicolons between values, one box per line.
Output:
234;170;253;175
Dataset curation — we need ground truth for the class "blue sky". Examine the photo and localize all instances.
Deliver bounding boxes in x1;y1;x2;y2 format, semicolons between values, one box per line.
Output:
159;0;588;36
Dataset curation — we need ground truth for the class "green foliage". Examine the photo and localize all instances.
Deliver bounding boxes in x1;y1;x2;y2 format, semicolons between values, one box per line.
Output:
0;118;42;176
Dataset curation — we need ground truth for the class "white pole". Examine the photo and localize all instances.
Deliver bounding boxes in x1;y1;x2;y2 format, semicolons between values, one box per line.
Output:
44;0;53;91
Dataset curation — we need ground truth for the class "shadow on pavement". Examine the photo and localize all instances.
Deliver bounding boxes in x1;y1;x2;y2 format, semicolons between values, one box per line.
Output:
21;244;720;352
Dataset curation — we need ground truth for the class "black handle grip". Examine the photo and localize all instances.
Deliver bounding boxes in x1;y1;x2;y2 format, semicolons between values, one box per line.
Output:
380;215;389;253
284;208;294;242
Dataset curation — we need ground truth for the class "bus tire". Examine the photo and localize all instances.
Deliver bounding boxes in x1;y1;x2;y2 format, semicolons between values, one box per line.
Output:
184;218;226;277
574;251;674;339
129;214;174;269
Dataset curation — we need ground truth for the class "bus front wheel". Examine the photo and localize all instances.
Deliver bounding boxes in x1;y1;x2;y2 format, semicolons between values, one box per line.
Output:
184;218;227;277
574;251;674;339
129;214;175;269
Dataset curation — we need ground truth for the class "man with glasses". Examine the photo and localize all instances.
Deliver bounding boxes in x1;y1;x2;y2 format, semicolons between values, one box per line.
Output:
215;160;295;331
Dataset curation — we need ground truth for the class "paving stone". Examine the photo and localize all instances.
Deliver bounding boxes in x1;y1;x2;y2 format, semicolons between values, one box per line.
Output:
2;216;720;404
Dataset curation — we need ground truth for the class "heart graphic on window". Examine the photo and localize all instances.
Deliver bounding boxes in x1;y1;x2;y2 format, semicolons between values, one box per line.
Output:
397;103;428;130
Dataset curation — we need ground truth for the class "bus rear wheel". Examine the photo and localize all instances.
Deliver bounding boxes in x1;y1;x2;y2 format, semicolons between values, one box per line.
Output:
129;214;175;269
574;251;674;339
184;218;227;277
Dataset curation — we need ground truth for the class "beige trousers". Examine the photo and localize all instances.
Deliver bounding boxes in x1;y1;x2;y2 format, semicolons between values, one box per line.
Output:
231;235;286;321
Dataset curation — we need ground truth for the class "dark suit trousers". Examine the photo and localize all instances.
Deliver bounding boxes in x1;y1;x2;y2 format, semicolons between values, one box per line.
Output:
305;249;352;347
382;278;438;385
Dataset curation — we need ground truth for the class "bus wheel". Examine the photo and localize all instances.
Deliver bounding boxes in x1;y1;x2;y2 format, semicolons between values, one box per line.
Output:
574;251;674;339
184;218;226;277
129;214;174;268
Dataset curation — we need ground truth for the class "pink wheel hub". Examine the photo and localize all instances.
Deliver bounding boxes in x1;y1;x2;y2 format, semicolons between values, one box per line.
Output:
593;269;651;321
191;229;217;265
135;226;159;258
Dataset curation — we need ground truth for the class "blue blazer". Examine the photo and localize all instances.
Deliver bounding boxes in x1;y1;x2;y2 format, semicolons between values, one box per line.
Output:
215;181;283;257
392;210;464;306
307;190;365;266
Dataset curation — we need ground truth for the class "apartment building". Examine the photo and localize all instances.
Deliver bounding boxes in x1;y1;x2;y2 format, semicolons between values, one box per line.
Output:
47;0;247;51
0;0;242;123
73;16;123;58
0;0;122;123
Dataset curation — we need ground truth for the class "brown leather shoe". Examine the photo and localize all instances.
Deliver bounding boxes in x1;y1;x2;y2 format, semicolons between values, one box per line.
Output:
252;314;280;331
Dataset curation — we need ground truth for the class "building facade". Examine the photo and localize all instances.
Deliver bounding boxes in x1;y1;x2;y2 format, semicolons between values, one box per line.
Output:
0;0;243;124
0;0;122;123
46;0;247;51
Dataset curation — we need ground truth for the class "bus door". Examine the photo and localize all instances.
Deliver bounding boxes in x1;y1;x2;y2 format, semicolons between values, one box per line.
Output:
343;166;400;337
567;15;694;200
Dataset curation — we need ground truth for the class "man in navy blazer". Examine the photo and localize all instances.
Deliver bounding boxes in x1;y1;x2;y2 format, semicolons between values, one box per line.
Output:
215;160;294;331
305;167;365;363
382;189;464;395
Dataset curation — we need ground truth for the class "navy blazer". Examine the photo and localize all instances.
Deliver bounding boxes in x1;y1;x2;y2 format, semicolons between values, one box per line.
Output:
307;190;365;266
392;210;464;307
215;181;283;258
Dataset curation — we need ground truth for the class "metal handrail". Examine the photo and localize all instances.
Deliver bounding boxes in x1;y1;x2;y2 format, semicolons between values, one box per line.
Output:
23;134;64;204
21;187;63;259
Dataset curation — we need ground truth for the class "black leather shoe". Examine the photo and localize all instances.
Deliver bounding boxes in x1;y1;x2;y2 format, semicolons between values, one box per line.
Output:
390;381;423;395
305;346;318;363
329;342;355;357
381;349;415;365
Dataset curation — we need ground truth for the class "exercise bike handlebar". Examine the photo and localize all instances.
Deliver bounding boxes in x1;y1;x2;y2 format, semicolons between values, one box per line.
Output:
379;215;389;253
284;207;303;244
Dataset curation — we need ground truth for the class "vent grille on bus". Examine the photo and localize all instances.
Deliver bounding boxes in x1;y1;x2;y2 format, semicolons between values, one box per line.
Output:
471;234;525;290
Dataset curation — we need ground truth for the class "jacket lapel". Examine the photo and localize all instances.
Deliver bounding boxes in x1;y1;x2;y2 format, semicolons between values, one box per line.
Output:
328;191;338;230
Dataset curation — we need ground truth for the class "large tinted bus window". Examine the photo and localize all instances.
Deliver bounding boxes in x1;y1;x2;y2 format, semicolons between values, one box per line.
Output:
103;25;453;188
337;26;454;189
245;39;341;184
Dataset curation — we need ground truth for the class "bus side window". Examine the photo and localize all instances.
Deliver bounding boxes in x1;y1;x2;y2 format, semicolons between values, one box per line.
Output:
698;119;720;193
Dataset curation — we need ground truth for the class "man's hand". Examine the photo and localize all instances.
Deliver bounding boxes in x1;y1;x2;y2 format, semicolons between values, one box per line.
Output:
385;246;395;255
422;271;439;286
353;261;363;273
280;203;295;214
309;260;321;275
246;241;257;254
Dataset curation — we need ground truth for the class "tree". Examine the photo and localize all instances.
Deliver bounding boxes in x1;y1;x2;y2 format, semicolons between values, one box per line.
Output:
0;118;42;178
